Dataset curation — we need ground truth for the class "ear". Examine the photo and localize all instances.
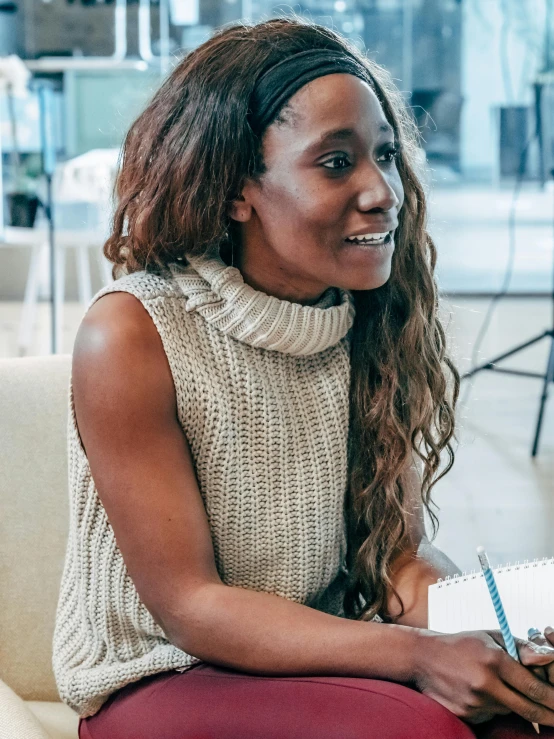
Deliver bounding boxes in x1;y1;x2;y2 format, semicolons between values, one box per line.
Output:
227;196;253;223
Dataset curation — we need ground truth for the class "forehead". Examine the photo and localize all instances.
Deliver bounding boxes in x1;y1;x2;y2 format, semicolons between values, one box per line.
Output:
263;73;393;155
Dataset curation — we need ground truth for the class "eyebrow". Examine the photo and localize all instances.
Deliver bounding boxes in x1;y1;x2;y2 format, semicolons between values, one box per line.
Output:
303;123;395;154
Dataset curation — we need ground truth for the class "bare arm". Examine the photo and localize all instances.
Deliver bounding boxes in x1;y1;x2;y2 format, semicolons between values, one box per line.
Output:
72;292;554;728
72;291;419;682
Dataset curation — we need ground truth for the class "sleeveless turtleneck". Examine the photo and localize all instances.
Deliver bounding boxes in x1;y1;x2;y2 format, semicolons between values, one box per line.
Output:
52;251;356;717
173;252;354;354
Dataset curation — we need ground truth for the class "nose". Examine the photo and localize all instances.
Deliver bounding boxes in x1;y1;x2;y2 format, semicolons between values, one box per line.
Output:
357;163;401;213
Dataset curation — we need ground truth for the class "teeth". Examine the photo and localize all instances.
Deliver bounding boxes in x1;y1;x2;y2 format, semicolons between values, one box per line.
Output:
346;231;389;242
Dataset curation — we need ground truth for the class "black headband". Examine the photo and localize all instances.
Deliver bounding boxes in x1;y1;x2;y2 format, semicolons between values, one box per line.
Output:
248;48;372;137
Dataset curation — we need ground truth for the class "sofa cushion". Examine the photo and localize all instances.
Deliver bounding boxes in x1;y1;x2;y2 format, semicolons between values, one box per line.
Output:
26;701;79;739
0;678;51;739
0;355;72;701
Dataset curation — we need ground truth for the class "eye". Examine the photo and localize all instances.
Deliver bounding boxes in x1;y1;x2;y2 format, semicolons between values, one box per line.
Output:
377;146;400;164
321;154;352;171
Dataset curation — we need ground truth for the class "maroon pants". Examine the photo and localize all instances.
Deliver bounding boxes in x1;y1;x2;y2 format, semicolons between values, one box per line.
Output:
79;663;554;739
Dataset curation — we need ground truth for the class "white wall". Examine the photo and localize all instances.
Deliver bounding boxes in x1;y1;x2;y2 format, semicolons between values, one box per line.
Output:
460;0;545;179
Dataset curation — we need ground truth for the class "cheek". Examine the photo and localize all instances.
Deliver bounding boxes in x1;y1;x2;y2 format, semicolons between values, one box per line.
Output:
292;186;347;231
270;184;341;233
264;184;307;222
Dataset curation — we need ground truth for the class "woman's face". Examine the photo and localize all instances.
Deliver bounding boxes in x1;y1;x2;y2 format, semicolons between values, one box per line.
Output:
229;72;405;305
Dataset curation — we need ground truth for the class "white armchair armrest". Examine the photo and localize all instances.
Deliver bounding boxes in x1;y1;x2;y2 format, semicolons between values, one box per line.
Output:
0;678;52;739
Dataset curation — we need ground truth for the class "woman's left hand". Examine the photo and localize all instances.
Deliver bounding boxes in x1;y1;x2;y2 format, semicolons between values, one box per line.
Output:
526;627;554;683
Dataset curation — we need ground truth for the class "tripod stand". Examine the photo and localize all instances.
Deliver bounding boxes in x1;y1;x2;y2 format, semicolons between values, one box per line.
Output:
462;327;554;457
462;167;554;457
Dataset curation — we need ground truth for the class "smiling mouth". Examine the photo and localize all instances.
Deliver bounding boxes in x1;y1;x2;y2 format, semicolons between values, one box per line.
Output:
344;232;393;246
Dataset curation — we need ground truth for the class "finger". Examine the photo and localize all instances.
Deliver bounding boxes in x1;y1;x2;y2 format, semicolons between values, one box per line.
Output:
488;629;507;650
528;631;553;682
529;634;553;682
489;630;554;673
490;629;554;655
538;639;554;685
498;651;554;710
489;678;554;728
531;665;548;682
516;637;554;668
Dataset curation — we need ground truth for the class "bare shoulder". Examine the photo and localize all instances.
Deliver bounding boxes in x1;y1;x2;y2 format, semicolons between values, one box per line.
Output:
74;291;161;362
72;291;176;442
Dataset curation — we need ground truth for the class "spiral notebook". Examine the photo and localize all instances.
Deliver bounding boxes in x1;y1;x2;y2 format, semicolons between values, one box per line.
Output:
428;558;554;639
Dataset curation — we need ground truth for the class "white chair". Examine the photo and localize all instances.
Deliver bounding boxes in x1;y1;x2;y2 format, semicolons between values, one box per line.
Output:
6;149;119;355
12;226;113;355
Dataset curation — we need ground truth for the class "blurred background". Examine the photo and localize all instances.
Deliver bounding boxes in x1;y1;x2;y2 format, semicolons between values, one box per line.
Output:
0;0;552;569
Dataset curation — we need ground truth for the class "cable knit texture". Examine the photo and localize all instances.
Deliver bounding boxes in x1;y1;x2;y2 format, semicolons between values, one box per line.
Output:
52;250;356;718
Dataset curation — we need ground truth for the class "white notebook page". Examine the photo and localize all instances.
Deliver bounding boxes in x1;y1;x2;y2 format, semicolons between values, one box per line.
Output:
428;558;554;639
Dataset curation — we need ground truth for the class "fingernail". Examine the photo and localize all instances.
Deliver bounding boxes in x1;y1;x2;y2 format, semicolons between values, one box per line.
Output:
528;627;542;640
545;626;554;635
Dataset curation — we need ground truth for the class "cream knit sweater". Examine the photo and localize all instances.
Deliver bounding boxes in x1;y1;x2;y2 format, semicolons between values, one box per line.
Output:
52;250;356;717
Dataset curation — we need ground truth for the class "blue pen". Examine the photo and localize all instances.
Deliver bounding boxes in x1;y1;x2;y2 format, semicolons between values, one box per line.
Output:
477;546;540;734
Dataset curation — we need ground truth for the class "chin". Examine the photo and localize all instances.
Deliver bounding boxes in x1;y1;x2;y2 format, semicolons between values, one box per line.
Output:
339;267;392;292
328;241;394;292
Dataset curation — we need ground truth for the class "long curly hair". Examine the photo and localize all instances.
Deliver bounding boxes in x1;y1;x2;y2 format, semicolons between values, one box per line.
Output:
104;15;460;622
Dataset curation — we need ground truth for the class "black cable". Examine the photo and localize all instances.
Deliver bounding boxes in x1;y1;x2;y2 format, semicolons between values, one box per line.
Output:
460;126;537;408
458;0;551;408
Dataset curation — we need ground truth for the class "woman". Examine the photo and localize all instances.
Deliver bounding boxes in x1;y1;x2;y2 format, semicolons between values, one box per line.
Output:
53;16;554;739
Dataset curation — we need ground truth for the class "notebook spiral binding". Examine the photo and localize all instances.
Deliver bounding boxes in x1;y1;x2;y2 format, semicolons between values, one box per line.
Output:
435;557;554;588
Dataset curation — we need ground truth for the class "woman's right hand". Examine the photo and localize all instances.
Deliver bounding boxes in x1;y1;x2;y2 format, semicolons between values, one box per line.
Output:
412;630;554;725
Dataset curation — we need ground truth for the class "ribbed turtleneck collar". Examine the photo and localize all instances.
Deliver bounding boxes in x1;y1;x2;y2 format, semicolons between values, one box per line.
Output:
169;251;355;356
